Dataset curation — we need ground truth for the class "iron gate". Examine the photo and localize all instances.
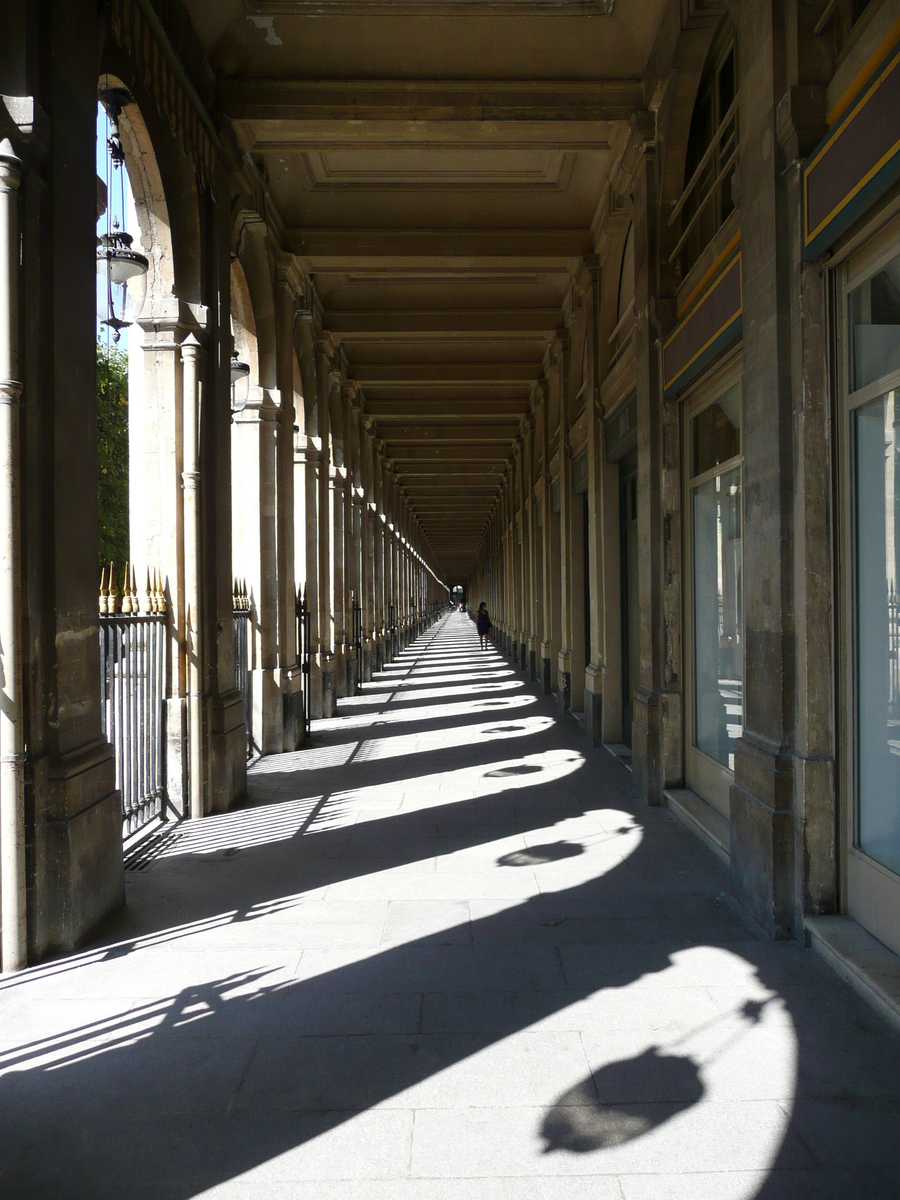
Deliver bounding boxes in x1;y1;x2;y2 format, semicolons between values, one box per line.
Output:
100;609;167;835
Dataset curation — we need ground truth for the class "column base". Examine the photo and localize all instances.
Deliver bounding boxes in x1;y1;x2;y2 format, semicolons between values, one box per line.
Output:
362;641;374;683
584;663;604;747
375;637;385;672
310;658;324;720
731;735;795;939
333;646;347;699
209;689;248;812
557;669;571;713
529;647;537;681
34;740;124;957
319;655;336;718
632;687;661;805
347;655;359;697
279;669;304;752
541;655;553;696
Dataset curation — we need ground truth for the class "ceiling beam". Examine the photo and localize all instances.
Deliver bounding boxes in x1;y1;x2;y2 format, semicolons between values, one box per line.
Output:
365;399;527;418
326;309;559;337
222;79;643;124
381;423;519;442
352;362;539;385
284;227;590;268
390;445;511;462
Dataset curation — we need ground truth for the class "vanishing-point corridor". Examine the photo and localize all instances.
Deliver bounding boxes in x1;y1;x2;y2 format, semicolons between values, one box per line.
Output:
2;612;899;1198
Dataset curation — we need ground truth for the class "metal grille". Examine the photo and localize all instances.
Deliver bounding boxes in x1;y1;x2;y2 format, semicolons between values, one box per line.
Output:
100;613;167;836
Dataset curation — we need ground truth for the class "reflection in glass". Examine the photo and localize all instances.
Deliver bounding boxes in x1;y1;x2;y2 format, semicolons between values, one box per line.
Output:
693;465;742;770
691;383;741;477
850;252;900;391
855;390;900;875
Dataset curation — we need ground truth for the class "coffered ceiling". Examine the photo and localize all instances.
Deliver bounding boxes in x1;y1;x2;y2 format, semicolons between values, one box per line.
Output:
186;0;665;579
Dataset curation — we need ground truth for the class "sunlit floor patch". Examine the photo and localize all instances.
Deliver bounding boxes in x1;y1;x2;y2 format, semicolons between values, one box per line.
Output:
16;613;900;1200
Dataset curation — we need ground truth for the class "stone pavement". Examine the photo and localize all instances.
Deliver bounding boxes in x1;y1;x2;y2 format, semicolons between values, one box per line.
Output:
2;611;900;1199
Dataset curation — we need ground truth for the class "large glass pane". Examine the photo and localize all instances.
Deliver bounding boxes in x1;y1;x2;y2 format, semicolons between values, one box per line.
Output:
855;390;900;874
850;251;900;391
692;464;742;769
691;383;741;477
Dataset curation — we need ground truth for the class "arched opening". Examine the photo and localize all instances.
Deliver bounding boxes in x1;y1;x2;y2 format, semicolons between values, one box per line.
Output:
679;18;737;274
95;72;203;835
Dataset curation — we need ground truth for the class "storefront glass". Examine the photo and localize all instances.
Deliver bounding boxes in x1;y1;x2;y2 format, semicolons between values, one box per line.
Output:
689;381;743;780
854;388;900;875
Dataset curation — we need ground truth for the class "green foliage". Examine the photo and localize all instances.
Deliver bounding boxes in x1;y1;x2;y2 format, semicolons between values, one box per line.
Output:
97;339;129;574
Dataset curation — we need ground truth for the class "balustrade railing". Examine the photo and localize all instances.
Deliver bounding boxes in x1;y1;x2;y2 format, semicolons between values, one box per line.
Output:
99;564;167;836
667;91;739;266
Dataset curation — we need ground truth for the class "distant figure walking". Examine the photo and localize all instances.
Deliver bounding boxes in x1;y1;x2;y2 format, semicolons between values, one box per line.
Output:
476;601;492;650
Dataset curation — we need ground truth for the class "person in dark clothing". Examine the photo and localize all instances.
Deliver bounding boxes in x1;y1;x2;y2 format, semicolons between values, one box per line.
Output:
475;601;492;650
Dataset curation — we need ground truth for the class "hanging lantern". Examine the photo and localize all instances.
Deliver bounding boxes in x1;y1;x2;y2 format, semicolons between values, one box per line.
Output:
97;228;149;333
230;350;251;416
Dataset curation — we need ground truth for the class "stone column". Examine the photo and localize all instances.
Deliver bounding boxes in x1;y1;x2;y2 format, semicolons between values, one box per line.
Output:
555;332;574;711
384;469;395;663
580;257;606;744
292;311;324;720
316;340;335;717
0;140;25;970
360;417;375;680
230;385;280;755
373;442;386;671
274;259;302;750
728;0;799;936
537;381;553;692
329;459;347;699
522;416;536;677
341;387;356;693
181;336;204;819
631;135;669;805
294;432;322;718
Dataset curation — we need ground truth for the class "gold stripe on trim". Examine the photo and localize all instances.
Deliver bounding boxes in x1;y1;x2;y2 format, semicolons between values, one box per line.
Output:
676;229;741;320
805;49;900;246
664;255;742;392
828;13;900;127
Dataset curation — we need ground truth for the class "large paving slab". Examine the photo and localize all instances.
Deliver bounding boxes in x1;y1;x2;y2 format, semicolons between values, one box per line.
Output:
2;612;900;1198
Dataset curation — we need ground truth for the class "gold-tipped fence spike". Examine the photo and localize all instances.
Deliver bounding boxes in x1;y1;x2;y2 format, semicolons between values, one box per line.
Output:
99;566;109;615
108;563;118;614
156;569;167;614
145;568;154;614
121;563;133;614
130;564;139;614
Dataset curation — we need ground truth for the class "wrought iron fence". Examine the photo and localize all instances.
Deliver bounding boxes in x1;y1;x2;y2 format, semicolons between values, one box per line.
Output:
297;585;312;735
352;597;363;682
233;579;251;758
99;564;167;836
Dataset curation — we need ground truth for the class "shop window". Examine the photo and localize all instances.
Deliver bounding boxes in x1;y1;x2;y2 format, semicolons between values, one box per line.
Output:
685;377;743;815
849;248;900;391
853;390;900;874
